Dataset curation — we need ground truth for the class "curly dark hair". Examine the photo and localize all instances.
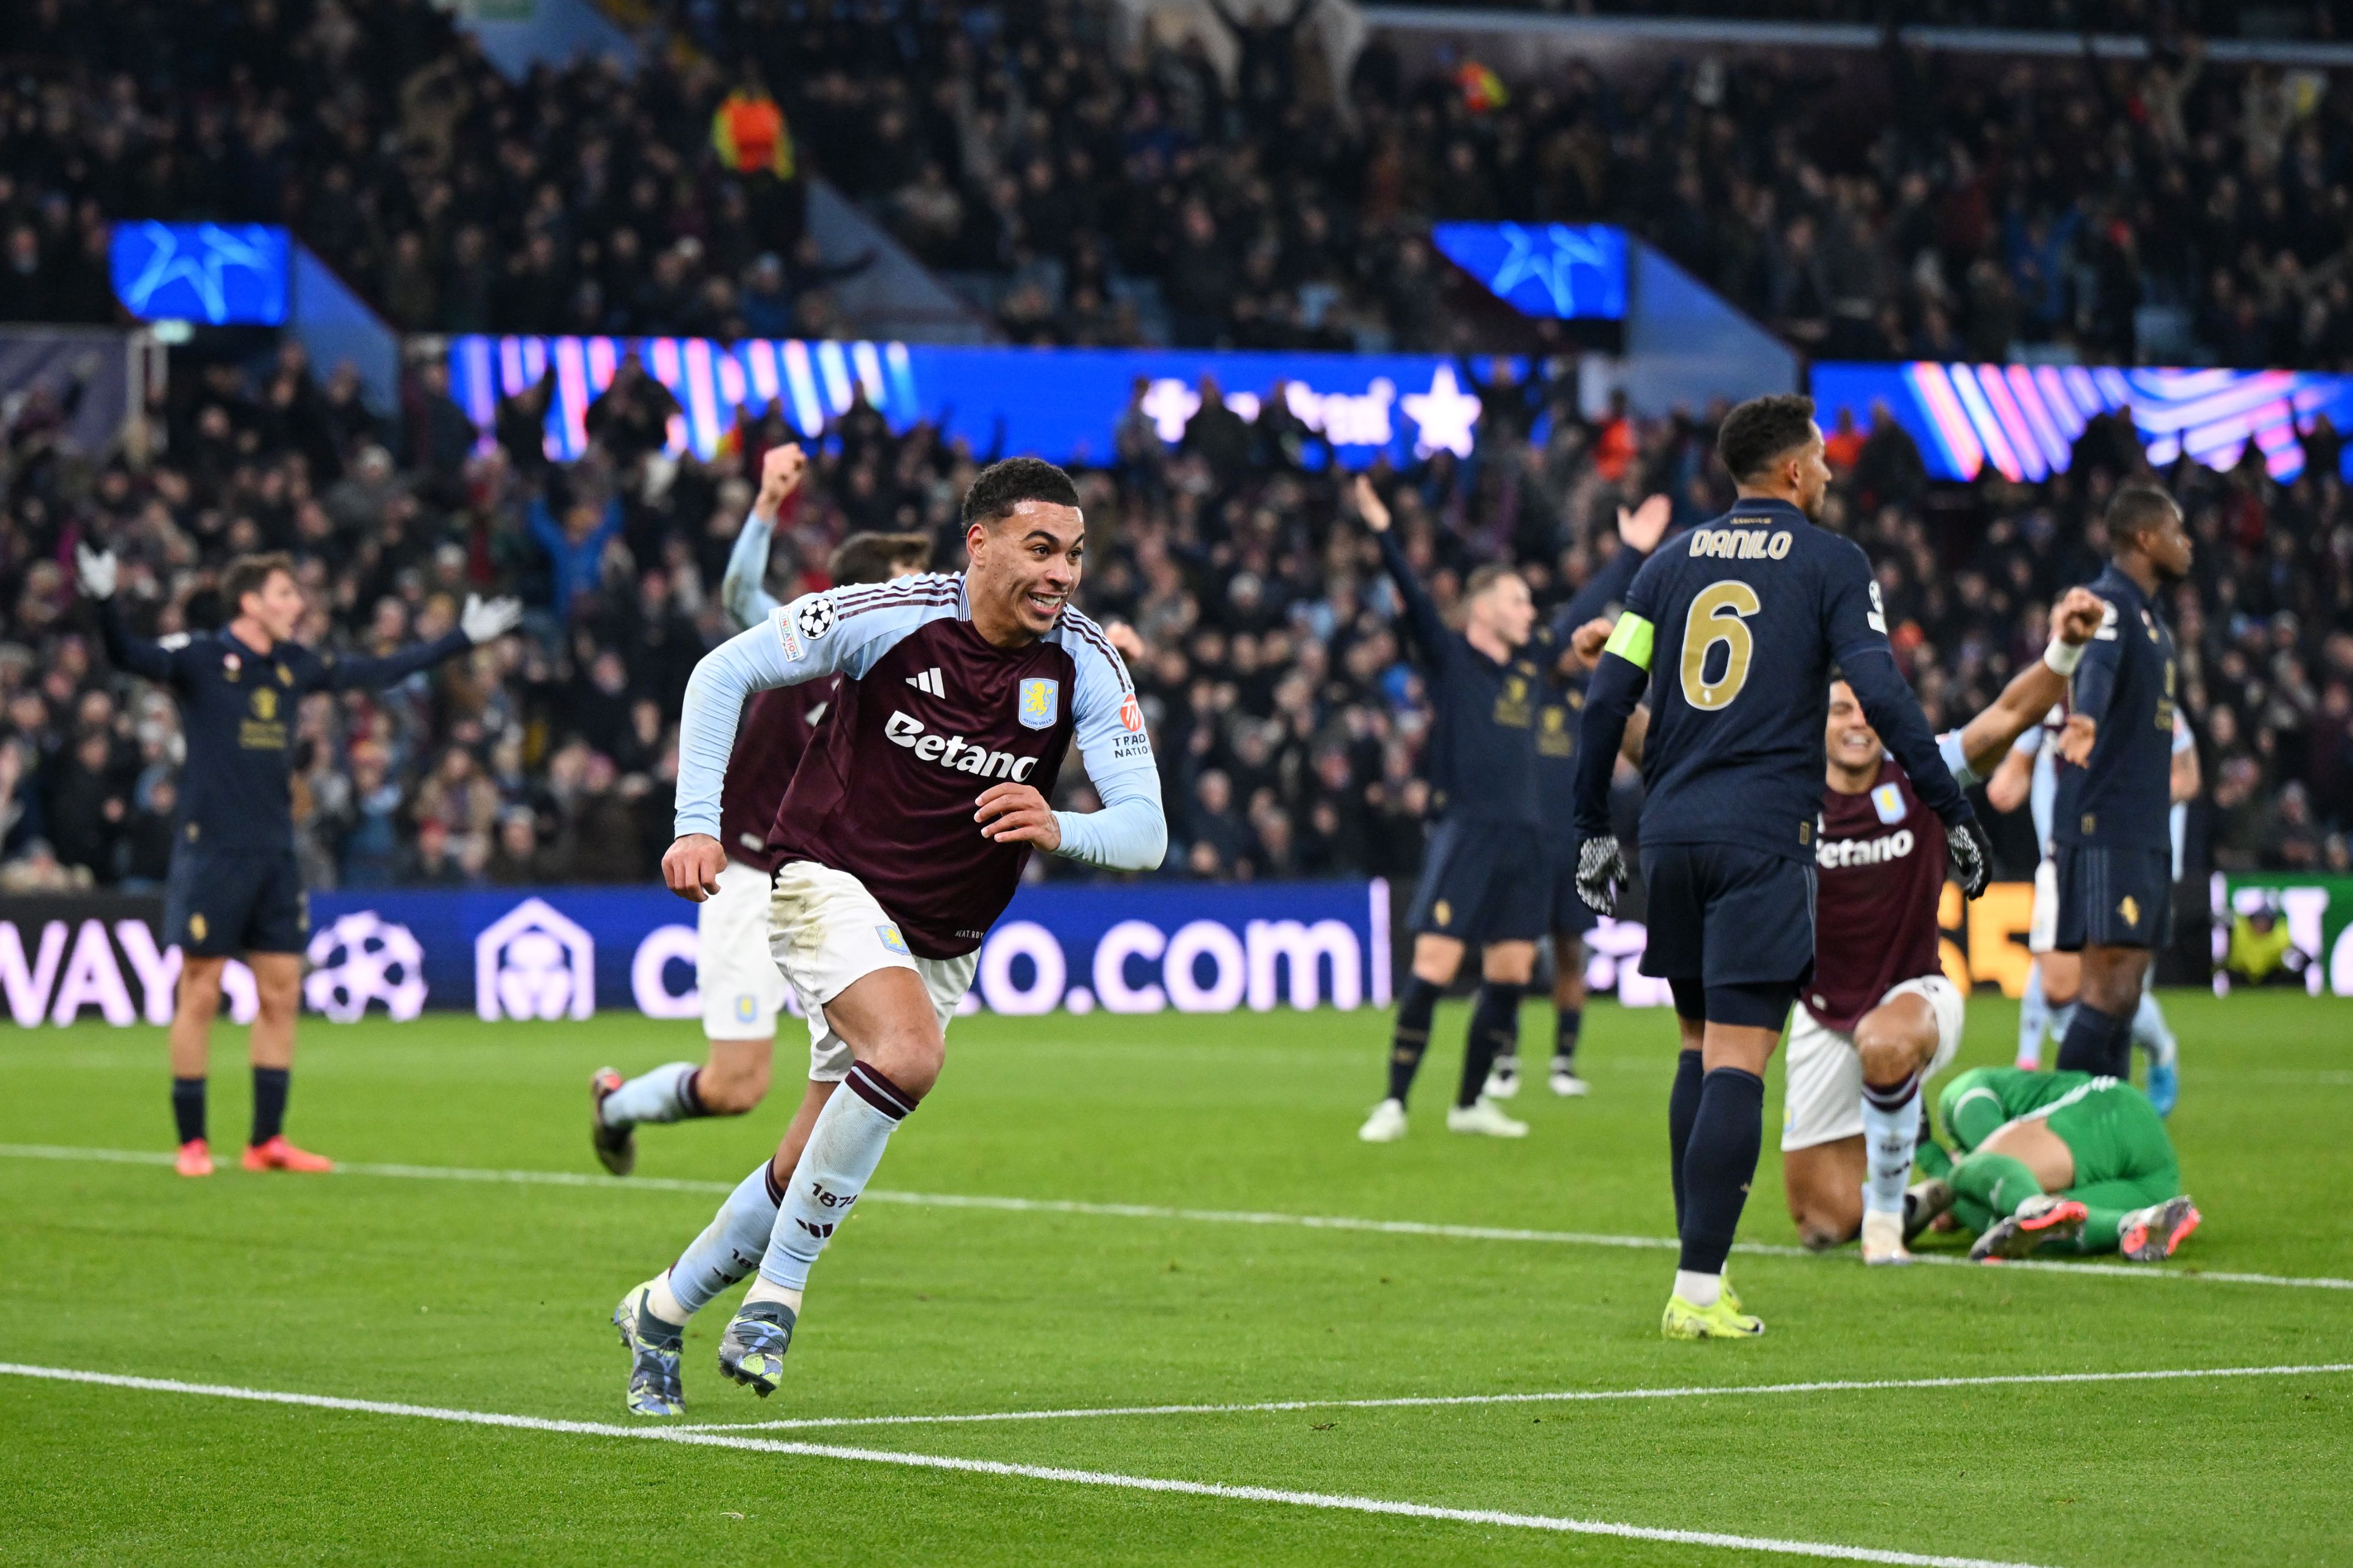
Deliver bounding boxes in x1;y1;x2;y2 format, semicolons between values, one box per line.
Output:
1716;393;1819;485
962;456;1081;528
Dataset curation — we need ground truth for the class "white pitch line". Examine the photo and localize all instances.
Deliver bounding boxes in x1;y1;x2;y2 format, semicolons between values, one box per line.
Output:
0;1361;2050;1568
668;1360;2353;1434
7;1141;2350;1291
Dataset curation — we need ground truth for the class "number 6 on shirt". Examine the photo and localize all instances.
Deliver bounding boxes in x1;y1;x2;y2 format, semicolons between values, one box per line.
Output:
1681;580;1762;711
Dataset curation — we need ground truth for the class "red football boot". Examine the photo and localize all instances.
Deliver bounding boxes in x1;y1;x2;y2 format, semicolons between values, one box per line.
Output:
243;1135;335;1172
175;1139;214;1177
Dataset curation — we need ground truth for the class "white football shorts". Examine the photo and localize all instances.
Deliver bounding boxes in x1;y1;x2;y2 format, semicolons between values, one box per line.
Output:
768;859;976;1083
1781;973;1965;1152
2027;856;2059;955
698;856;790;1042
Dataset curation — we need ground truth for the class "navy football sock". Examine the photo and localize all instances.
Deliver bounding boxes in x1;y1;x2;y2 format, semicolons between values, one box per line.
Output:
1457;982;1525;1108
171;1076;206;1146
1553;1005;1582;1069
1385;978;1444;1103
251;1066;290;1147
1667;1049;1704;1232
1678;1067;1765;1276
2054;1003;2129;1079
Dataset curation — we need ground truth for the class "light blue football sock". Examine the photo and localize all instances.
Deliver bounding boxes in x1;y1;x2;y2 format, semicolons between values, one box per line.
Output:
602;1062;702;1127
755;1063;913;1292
2130;992;2177;1069
664;1160;783;1318
2017;963;2048;1067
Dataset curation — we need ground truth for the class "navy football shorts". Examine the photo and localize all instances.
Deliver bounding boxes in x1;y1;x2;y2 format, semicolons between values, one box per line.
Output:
1407;819;1548;945
1639;842;1815;1026
2054;843;2172;952
1546;839;1599;939
164;844;309;957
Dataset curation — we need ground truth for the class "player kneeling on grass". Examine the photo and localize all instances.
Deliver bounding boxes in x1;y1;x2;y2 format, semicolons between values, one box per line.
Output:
1908;1067;2199;1264
612;458;1165;1416
1782;586;2105;1265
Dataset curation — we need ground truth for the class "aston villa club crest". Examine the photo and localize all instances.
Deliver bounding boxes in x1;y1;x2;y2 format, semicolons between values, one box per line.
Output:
1870;783;1906;825
1017;677;1058;730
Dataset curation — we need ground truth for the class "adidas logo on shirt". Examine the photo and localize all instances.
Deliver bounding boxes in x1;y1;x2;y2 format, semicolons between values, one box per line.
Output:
905;667;945;697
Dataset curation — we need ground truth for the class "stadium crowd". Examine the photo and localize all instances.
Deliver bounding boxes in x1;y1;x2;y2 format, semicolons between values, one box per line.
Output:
4;336;2352;896
6;1;2353;368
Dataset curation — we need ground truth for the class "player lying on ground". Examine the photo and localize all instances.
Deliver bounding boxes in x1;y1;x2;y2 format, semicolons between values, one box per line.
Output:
1782;586;2104;1264
78;546;519;1175
1908;1066;2200;1263
1991;701;2197;1112
614;458;1166;1416
1571;393;1993;1340
589;443;931;1173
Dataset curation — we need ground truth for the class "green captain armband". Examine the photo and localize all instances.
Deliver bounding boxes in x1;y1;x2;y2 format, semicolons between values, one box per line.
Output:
1601;613;1655;670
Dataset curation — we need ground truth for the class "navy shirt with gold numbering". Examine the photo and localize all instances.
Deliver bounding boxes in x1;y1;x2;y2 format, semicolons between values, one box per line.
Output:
2053;563;2178;855
1375;528;1542;827
1572;498;1971;862
102;600;469;854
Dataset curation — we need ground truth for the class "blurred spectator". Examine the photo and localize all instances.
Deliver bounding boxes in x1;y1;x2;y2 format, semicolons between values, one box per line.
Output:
6;1;2351;369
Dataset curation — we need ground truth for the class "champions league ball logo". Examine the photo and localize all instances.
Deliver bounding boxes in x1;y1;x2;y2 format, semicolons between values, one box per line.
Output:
475;898;596;1022
304;912;429;1022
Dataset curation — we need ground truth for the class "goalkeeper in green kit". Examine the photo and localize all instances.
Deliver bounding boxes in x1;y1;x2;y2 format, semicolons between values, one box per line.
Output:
1909;1067;2201;1264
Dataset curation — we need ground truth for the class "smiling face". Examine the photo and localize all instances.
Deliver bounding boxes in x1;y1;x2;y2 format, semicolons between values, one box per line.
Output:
1824;680;1882;776
966;500;1086;643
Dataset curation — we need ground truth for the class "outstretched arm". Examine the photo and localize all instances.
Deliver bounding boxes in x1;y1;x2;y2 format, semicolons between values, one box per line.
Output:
79;548;185;685
1354;476;1449;662
1949;587;2105;780
95;598;184;685
313;596;520;692
1985;740;2036;815
313;629;471;692
719;443;807;629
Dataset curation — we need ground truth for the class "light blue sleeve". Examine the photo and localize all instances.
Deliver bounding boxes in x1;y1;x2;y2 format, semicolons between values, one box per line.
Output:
1937;729;1980;788
1048;614;1166;871
1051;770;1167;871
720;508;780;629
672;587;931;839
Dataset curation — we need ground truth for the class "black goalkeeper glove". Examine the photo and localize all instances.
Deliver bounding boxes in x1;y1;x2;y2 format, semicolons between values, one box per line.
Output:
1576;834;1628;916
1947;817;1992;899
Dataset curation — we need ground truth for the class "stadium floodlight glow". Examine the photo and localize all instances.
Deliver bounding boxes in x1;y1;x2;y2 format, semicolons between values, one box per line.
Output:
108;222;291;326
447;335;1491;468
1431;222;1629;321
1812;360;2353;484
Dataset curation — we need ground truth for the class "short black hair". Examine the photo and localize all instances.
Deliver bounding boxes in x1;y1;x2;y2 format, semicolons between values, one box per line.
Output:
1716;393;1818;483
828;530;932;585
2107;483;2179;546
962;456;1080;528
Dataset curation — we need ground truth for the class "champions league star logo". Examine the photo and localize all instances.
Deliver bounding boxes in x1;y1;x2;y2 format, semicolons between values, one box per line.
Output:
475;898;596;1021
111;222;289;325
1484;224;1625;318
304;911;428;1022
